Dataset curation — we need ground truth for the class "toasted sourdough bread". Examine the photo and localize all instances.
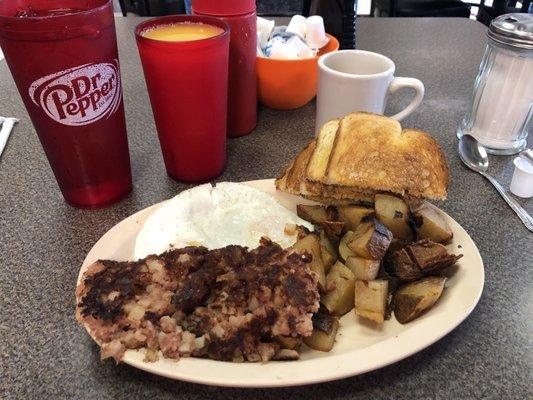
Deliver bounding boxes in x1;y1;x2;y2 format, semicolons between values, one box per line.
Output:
276;139;376;205
276;112;449;203
323;112;449;199
307;119;340;182
276;141;319;196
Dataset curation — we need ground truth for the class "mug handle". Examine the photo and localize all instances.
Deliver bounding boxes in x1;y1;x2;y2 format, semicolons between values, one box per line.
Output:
388;77;425;121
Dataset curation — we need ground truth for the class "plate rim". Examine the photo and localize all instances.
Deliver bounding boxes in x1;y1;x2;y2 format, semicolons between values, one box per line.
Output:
77;179;485;388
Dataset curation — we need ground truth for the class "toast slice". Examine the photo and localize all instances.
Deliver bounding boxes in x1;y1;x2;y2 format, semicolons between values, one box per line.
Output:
277;112;449;202
276;140;376;205
307;119;340;182
276;141;322;197
324;112;449;200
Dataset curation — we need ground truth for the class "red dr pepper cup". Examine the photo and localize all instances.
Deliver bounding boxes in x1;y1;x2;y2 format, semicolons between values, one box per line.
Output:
192;0;257;137
135;16;230;182
0;0;132;208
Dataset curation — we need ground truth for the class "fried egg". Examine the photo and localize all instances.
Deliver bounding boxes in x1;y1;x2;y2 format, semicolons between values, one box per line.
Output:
134;182;313;259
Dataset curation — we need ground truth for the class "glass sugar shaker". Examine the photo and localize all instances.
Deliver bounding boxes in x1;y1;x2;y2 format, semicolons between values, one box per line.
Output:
458;13;533;155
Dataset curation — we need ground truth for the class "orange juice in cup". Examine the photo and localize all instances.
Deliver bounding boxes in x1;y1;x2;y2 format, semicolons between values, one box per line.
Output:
142;22;223;42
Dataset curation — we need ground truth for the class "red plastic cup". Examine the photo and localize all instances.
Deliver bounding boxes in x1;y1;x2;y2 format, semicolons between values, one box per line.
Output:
0;0;132;208
135;16;230;183
192;0;257;138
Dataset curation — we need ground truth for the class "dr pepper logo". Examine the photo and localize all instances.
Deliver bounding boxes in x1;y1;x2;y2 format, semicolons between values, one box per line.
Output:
28;61;122;126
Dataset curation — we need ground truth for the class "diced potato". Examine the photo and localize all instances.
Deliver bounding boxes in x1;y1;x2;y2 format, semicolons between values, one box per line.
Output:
303;313;339;352
325;205;339;221
413;205;453;243
391;248;422;282
320;231;338;274
322;220;345;241
347;222;373;257
284;223;297;236
338;205;374;231
383;238;410;275
408;240;449;271
275;335;301;350
296;204;344;242
320;230;338;258
272;349;300;360
354;279;389;324
347;220;393;260
345;257;380;281
292;234;326;291
296;204;329;225
321;261;356;315
321;247;336;275
374;194;414;241
393;277;446;324
339;231;356;262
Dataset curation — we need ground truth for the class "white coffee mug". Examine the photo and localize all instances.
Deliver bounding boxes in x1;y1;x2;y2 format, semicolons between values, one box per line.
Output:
316;50;425;133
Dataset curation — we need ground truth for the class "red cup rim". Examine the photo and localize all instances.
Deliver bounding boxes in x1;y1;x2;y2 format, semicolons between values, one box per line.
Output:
135;15;230;47
0;0;111;21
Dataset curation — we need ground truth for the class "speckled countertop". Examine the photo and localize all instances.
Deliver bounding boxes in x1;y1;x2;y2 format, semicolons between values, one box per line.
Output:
0;17;531;400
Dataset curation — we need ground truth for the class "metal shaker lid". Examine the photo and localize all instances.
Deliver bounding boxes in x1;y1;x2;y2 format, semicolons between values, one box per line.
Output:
488;13;533;50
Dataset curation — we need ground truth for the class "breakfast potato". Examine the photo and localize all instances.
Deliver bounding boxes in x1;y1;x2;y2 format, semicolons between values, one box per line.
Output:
345;256;380;281
390;239;462;281
275;335;301;350
322;220;345;241
374;194;414;242
296;204;344;242
296;204;329;225
354;279;389;324
292;234;326;291
393;276;446;324
391;248;423;282
337;205;374;231
382;238;410;275
272;349;300;361
339;231;356;262
321;261;356;315
303;313;339;352
413;205;453;243
320;231;338;273
347;220;393;260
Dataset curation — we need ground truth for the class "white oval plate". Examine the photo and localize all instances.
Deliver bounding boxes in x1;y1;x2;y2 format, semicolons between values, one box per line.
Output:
78;179;484;388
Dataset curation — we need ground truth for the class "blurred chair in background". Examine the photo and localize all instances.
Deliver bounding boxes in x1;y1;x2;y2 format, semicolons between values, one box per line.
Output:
119;0;185;16
476;0;532;26
116;0;531;23
371;0;471;17
118;0;305;17
257;0;305;16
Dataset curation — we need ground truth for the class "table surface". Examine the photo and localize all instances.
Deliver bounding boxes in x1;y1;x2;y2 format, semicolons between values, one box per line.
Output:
1;17;532;400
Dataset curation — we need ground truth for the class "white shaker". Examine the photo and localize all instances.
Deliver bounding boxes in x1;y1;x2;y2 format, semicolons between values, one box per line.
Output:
458;14;533;155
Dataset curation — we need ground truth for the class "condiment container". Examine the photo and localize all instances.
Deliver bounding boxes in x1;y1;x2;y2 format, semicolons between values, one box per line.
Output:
192;0;257;137
458;13;533;155
510;155;533;198
304;0;357;49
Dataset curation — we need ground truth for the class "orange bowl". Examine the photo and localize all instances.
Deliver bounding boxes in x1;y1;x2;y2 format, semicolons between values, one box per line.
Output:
256;34;339;110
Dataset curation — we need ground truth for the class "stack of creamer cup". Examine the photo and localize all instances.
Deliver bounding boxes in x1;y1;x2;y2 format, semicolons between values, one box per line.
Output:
257;15;328;60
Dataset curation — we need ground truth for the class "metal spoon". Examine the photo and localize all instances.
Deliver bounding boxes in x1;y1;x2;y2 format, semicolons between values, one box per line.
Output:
458;134;533;232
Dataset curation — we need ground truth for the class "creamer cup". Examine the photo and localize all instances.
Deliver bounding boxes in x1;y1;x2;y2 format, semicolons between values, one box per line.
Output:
286;15;306;38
